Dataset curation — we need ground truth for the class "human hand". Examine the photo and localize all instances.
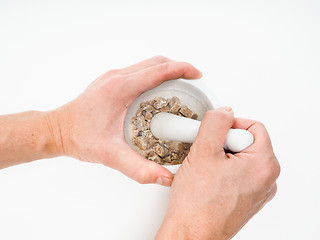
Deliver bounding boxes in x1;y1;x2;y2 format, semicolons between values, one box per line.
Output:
156;107;280;239
47;56;202;186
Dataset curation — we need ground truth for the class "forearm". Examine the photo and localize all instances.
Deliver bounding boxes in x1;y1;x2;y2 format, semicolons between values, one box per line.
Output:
0;111;59;169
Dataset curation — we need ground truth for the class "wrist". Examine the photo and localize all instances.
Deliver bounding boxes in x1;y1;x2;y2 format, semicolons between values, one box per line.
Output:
0;111;61;168
44;105;74;158
155;216;191;240
156;210;227;240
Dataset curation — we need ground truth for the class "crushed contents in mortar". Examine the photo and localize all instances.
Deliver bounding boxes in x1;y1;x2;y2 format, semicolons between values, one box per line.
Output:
131;96;198;165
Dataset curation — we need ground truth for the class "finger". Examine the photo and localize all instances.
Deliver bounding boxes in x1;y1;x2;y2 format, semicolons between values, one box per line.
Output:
194;107;234;156
105;56;174;78
113;145;174;187
124;61;202;97
232;118;272;152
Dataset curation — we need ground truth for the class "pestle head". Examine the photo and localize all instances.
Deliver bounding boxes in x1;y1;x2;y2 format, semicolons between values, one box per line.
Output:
224;129;254;153
150;112;201;143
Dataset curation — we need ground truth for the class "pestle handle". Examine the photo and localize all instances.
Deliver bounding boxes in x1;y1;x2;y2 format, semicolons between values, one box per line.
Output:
150;112;254;153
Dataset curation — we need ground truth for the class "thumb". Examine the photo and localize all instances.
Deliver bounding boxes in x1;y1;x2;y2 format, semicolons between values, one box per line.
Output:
194;107;234;155
115;146;174;187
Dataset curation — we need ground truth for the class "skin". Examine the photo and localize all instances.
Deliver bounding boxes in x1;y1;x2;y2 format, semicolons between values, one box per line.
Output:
0;56;280;239
155;108;280;239
0;56;202;186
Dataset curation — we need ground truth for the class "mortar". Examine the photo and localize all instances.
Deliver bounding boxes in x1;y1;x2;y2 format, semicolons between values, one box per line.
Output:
124;79;219;174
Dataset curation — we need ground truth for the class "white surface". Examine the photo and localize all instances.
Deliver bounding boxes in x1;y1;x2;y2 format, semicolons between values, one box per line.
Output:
0;1;319;239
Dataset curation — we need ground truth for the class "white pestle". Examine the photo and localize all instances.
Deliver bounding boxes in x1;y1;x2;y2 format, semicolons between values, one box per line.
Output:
150;112;254;153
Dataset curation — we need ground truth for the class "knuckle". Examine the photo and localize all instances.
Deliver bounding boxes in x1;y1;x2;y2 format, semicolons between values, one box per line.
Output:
212;109;230;122
136;176;148;184
132;168;150;184
272;159;281;179
153;55;170;64
261;167;273;181
203;110;216;119
257;159;280;188
255;121;267;131
103;76;126;93
156;61;190;79
105;69;120;77
108;75;125;84
157;62;171;76
265;155;280;179
180;61;192;68
201;110;232;128
200;110;214;124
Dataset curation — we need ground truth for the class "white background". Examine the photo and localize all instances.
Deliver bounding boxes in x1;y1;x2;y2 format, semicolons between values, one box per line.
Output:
0;0;319;239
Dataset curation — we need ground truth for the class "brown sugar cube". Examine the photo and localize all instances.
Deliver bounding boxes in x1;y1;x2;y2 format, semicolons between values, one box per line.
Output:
133;115;147;131
160;105;169;112
141;130;153;138
146;98;156;106
134;136;148;150
144;120;150;129
152;109;160;115
177;152;185;161
185;148;191;155
142;104;154;112
159;139;167;145
137;122;147;131
163;156;172;164
179;150;189;159
178;143;188;152
153;143;168;157
153;97;168;109
170;152;179;160
140;102;148;108
145;137;156;149
163;142;171;149
132;128;139;136
179;106;194;118
135;108;144;117
191;113;198;120
148;152;162;164
145;111;153;121
168;96;181;113
171;159;181;165
180;142;191;150
168;141;182;152
131;116;137;124
132;114;144;124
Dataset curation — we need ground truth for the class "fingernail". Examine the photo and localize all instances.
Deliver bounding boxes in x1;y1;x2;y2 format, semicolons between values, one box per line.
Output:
156;177;173;187
219;106;232;112
197;71;203;79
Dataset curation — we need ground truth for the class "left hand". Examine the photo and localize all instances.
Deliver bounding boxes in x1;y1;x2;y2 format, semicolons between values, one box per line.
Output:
47;56;202;186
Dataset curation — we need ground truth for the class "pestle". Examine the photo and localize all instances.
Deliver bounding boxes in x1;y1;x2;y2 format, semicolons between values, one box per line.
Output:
150;112;254;153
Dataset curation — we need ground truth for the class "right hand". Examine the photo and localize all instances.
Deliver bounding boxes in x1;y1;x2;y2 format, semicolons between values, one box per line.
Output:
156;107;280;240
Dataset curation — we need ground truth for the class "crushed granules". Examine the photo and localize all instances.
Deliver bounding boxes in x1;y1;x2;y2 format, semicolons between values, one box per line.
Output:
131;96;198;165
